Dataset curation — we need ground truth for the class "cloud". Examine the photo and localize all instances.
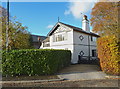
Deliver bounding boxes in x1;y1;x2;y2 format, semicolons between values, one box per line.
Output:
46;24;54;29
64;0;98;19
64;10;70;15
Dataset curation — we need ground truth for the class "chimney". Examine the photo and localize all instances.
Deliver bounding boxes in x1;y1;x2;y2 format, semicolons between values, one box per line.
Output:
82;15;90;32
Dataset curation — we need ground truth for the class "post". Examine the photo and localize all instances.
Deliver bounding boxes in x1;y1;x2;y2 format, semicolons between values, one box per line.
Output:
6;0;9;51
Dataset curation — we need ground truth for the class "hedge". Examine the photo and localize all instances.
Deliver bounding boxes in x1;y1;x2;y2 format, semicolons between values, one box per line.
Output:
2;49;71;76
97;35;120;75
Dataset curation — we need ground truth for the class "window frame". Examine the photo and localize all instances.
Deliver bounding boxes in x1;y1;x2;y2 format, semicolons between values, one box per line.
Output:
91;36;96;42
53;33;67;42
92;49;97;57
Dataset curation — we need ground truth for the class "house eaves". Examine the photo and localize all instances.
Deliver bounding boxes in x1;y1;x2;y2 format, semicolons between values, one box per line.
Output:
47;22;100;37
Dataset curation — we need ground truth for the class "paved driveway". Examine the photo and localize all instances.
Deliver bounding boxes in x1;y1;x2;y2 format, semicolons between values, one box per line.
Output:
57;64;107;80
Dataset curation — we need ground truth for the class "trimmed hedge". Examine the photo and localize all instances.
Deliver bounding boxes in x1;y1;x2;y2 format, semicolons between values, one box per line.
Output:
97;35;120;75
2;49;71;76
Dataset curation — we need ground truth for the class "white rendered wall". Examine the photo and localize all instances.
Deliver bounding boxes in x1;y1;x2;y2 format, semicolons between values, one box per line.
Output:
73;31;98;63
73;31;88;45
73;45;89;63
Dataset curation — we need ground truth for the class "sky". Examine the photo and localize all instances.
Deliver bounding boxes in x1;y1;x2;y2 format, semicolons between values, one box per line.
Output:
2;1;98;36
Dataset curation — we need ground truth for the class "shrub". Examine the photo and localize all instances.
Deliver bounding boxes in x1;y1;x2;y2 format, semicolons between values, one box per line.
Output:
97;35;120;75
2;49;71;76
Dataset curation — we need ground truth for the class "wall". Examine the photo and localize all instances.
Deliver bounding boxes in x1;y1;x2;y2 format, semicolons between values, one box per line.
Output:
73;31;98;63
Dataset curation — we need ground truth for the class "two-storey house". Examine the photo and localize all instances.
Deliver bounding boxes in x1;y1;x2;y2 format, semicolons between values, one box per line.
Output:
40;15;99;64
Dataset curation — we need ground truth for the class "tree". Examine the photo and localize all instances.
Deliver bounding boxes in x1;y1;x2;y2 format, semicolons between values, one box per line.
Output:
0;6;33;50
90;1;119;37
90;1;120;75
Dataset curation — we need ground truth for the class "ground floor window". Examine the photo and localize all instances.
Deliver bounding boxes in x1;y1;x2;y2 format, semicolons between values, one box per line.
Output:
92;50;97;57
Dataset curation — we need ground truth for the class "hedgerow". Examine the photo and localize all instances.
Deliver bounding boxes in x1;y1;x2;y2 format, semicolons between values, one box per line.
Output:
2;49;71;76
97;35;120;75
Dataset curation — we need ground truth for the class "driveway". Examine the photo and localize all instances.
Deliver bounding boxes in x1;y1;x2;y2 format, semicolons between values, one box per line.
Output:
57;64;107;80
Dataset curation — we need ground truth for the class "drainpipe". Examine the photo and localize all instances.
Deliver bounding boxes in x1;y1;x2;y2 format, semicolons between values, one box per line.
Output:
88;35;90;60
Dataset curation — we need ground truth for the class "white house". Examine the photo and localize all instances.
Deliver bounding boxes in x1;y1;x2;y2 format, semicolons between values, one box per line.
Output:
40;15;100;64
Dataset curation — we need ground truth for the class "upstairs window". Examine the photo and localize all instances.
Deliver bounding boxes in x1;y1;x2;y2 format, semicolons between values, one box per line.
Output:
56;35;63;41
54;34;66;42
91;36;96;41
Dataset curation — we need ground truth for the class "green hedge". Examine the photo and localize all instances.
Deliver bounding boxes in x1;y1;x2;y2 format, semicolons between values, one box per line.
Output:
97;35;120;75
2;49;71;76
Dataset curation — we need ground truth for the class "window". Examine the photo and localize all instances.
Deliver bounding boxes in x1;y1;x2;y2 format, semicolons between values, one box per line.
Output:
57;35;62;41
91;36;96;41
92;50;97;57
79;35;84;41
91;36;93;41
53;34;67;42
79;51;84;56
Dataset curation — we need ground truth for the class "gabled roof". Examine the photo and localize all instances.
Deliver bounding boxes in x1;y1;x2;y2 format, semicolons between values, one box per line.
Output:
31;34;46;42
47;22;60;36
47;22;100;37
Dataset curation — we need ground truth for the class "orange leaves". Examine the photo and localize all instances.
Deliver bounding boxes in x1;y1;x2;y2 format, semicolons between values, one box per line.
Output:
97;35;120;75
90;2;119;36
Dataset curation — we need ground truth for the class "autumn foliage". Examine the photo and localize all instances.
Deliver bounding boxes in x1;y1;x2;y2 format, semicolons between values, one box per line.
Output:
97;35;120;75
0;6;33;50
91;2;120;75
91;2;119;36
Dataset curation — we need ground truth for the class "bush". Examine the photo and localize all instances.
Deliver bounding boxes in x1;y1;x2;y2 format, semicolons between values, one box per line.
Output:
2;49;71;76
97;35;120;75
